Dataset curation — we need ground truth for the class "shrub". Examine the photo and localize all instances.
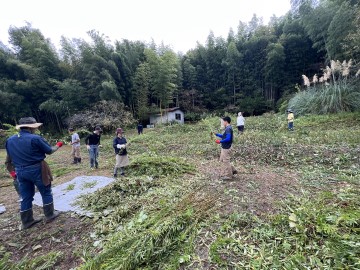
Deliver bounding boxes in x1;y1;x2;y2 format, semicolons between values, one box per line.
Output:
66;100;134;132
289;60;360;115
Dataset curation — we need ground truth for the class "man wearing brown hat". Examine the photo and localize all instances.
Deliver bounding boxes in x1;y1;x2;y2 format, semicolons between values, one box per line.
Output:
5;117;63;229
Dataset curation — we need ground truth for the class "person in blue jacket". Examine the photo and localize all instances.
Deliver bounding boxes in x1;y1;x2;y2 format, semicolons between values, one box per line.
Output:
5;117;63;229
214;116;237;180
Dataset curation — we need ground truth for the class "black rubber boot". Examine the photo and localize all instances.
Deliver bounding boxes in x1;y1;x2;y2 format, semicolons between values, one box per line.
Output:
77;157;81;163
72;157;78;164
20;209;42;230
43;202;60;223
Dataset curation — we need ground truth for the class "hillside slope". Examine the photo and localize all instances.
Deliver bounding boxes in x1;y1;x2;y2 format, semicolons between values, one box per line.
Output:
0;112;359;269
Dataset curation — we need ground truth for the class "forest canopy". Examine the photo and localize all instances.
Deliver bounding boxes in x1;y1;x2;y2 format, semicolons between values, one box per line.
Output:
0;0;359;131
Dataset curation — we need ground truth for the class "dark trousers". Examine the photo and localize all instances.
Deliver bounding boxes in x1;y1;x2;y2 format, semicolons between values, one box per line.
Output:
16;164;53;211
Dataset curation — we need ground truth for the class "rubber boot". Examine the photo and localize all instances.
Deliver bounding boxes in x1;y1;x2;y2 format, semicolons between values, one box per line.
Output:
72;157;78;164
43;202;60;223
20;209;42;230
77;157;81;163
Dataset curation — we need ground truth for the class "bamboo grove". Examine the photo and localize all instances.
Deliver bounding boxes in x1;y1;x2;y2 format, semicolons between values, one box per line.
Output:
0;0;359;131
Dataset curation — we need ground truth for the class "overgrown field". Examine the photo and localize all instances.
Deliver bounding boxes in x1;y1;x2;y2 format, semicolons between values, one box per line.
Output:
1;112;359;269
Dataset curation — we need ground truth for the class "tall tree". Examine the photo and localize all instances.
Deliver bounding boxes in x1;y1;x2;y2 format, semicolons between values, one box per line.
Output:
132;63;150;120
224;41;242;105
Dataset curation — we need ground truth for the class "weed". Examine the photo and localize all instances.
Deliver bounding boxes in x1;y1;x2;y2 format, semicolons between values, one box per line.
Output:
65;183;76;191
52;167;76;178
0;251;63;270
210;188;360;269
82;180;98;189
128;154;195;178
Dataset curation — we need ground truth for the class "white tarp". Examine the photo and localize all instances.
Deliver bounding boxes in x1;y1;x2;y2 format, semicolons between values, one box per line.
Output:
0;204;6;214
33;176;115;216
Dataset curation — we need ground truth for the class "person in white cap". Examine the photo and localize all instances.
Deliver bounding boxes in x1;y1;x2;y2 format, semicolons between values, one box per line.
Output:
236;112;245;134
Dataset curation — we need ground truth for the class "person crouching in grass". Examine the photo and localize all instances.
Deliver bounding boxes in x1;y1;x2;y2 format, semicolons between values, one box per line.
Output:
113;128;129;177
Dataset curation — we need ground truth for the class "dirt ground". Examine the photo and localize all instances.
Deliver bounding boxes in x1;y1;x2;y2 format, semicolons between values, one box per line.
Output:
0;147;101;269
199;160;299;214
0;181;95;269
192;160;300;270
0;146;300;269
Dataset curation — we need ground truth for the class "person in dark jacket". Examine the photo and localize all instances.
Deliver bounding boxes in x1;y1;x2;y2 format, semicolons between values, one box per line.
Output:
113;128;129;177
5;117;63;229
137;123;143;135
85;126;101;169
214;116;237;180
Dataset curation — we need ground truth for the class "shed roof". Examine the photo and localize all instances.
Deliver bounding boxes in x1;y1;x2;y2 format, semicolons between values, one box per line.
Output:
149;107;183;116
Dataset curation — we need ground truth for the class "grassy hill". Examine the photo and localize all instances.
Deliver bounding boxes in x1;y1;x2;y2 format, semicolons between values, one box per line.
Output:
0;112;359;269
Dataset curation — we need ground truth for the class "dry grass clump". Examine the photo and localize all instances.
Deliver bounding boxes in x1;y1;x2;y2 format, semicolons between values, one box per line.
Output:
290;59;360;115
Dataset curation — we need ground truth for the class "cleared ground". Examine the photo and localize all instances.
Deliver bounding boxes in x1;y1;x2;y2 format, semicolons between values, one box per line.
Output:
0;112;359;269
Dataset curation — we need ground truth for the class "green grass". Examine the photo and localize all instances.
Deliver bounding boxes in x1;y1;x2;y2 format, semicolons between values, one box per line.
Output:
64;183;75;191
210;188;360;269
82;180;98;189
0;250;63;270
67;112;360;269
51;167;78;178
1;111;358;269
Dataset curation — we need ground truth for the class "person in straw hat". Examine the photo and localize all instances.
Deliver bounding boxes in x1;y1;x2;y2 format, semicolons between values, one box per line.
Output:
113;128;129;177
5;117;63;229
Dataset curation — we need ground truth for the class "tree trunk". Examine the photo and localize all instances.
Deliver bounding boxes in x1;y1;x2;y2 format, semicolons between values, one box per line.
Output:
233;73;236;105
54;112;61;132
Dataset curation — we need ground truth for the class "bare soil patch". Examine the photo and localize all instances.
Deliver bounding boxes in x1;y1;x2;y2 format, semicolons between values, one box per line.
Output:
191;161;300;269
0;182;95;269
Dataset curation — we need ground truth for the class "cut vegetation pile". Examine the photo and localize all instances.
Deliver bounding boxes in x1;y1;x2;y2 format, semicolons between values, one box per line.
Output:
0;112;359;269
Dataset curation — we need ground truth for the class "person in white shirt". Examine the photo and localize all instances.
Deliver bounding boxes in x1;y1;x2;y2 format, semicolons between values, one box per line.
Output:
236;112;245;134
69;128;81;164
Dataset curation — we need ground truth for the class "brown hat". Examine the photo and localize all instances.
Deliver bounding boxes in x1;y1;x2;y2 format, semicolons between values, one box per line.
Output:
16;117;43;129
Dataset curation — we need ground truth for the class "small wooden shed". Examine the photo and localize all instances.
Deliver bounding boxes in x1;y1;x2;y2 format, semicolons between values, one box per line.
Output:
149;107;184;125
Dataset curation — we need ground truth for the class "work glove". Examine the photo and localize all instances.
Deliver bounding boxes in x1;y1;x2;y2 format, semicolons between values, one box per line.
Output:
116;144;121;149
215;140;221;144
56;142;63;147
10;171;17;179
86;145;90;150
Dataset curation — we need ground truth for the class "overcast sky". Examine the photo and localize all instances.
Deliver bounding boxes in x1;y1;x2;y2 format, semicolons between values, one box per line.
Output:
0;0;291;53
